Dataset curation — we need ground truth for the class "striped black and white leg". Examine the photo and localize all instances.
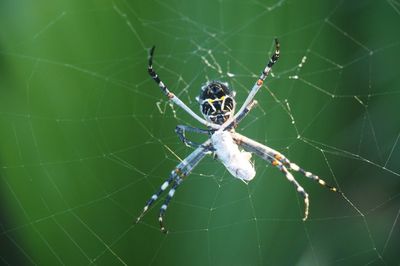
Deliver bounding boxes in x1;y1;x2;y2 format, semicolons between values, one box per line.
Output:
224;100;258;130
275;155;342;194
158;179;182;233
272;160;310;220
233;133;314;220
148;46;219;129
135;174;177;224
219;38;280;132
136;140;212;233
232;132;342;194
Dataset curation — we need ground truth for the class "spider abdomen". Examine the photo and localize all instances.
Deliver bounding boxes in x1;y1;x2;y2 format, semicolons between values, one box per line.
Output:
211;131;255;182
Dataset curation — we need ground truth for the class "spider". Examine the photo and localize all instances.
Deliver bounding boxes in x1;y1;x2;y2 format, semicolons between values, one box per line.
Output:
136;39;342;233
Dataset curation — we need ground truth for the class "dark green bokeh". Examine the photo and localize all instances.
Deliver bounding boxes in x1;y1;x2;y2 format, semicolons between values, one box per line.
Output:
1;0;400;265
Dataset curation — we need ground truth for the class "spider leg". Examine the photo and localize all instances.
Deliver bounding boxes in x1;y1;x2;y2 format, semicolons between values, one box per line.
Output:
158;179;181;233
233;133;312;220
273;154;342;194
225;100;258;130
135;173;175;223
232;132;342;194
175;125;210;148
278;163;309;221
174;100;258;148
136;139;212;233
219;39;280;132
148;46;219;129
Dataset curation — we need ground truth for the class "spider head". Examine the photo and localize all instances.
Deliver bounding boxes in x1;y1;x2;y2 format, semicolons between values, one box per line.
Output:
197;81;236;125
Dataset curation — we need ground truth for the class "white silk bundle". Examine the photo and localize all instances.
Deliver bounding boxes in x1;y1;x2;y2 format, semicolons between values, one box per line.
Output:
211;131;255;182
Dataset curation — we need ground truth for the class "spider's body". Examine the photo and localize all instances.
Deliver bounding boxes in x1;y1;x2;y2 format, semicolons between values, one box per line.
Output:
211;130;255;182
137;39;342;233
198;81;255;180
198;81;236;124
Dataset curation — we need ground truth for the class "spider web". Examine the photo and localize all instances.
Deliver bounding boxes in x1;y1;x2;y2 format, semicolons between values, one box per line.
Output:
1;0;400;265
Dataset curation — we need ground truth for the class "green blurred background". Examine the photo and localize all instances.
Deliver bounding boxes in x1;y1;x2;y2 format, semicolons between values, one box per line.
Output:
1;0;400;265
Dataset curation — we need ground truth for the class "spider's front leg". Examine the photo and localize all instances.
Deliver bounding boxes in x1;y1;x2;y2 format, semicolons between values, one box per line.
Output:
136;140;212;233
272;153;342;194
233;133;309;219
232;132;342;193
233;132;342;220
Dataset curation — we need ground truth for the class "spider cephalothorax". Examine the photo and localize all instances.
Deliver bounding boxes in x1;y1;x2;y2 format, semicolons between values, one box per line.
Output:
197;81;236;125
